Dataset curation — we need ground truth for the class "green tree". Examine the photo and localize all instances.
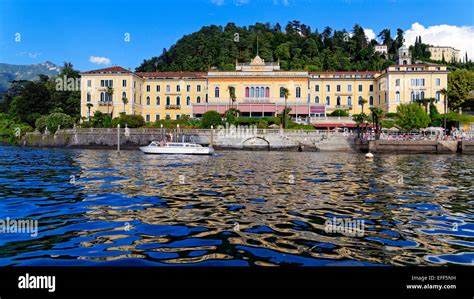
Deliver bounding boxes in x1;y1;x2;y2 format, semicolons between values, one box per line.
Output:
369;106;384;139
105;86;114;116
121;96;128;113
447;69;474;109
395;103;430;131
281;87;290;128
359;97;368;114
202;110;222;128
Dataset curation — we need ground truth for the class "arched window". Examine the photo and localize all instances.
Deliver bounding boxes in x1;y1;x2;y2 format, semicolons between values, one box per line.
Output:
251;87;255;97
260;87;264;97
215;87;220;98
326;96;330;106
156;96;160;105
146;96;150;105
336;96;341;106
436;91;441;101
197;96;201;104
100;92;105;102
245;87;249;98
87;92;91;102
256;87;260;98
315;96;319;104
420;91;425;99
176;96;181;106
358;96;363;106
122;92;126;99
186;96;190;106
296;87;301;98
347;96;352;107
265;87;270;97
205;94;208;103
411;91;415;102
369;96;374;106
166;96;171;106
280;87;285;98
395;91;400;103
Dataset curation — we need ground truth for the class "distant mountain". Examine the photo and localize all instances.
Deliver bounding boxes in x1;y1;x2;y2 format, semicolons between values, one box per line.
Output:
0;61;61;92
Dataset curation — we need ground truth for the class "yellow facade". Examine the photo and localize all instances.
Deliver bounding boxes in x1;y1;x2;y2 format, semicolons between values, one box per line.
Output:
80;57;448;121
428;46;460;63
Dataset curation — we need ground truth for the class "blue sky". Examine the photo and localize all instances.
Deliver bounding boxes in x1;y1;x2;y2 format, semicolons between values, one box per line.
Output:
1;0;473;71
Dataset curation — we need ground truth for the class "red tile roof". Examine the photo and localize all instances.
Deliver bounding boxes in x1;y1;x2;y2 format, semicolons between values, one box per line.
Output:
309;71;379;75
136;72;207;79
80;66;132;74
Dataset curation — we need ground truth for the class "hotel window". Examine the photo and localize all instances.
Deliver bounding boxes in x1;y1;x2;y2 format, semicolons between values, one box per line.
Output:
420;91;425;99
206;95;208;103
435;78;441;86
156;96;160;105
87;92;91;102
197;96;201;103
139;95;142;105
315;96;319;104
176;96;181;106
100;92;105;102
326;96;330;106
252;87;255;98
358;85;362;92
166;114;170;119
215;87;220;98
436;91;441;101
146;114;150;122
395;91;400;103
358;96;362;106
245;87;250;97
260;87;265;98
133;93;136;103
395;79;400;87
166;96;171;106
296;87;301;98
122;92;126;99
187;85;191;92
347;96;352;107
156;85;161;92
256;87;260;97
134;81;136;88
336;96;341;106
347;85;352;92
186;96;190;106
146;96;150;105
197;85;201;92
315;85;320;92
337;85;341;92
279;87;285;98
87;80;91;87
155;114;160;121
176;114;181;120
326;85;330;92
146;85;150;92
122;80;127;87
166;85;170;92
369;85;374;92
369;96;374;106
177;85;181;92
265;87;270;97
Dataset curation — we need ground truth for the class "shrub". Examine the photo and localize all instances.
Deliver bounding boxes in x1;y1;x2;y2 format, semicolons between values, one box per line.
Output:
396;103;430;131
202;110;222;128
35;115;48;132
111;114;145;128
329;109;349;117
45;113;74;133
257;119;268;129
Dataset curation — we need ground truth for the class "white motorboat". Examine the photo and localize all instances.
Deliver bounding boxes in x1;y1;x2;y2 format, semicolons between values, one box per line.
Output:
139;141;214;155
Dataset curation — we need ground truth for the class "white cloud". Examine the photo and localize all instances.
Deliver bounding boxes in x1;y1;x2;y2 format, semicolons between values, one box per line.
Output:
363;28;376;42
210;0;225;5
89;56;111;65
404;22;474;60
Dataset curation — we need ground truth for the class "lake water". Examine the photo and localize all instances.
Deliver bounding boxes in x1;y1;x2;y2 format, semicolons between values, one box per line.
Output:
0;146;473;266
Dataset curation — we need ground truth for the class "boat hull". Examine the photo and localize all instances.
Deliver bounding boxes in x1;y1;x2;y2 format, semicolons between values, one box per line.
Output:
139;146;214;155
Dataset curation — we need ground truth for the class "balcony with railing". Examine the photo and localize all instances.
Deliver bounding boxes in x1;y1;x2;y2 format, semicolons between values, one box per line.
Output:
165;104;181;110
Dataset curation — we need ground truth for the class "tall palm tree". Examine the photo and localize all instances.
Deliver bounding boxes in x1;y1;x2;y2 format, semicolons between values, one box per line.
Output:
359;97;368;114
369;106;384;140
228;86;236;109
281;87;290;128
86;103;93;121
105;86;114;116
416;97;432;114
122;96;128;114
440;88;448;129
